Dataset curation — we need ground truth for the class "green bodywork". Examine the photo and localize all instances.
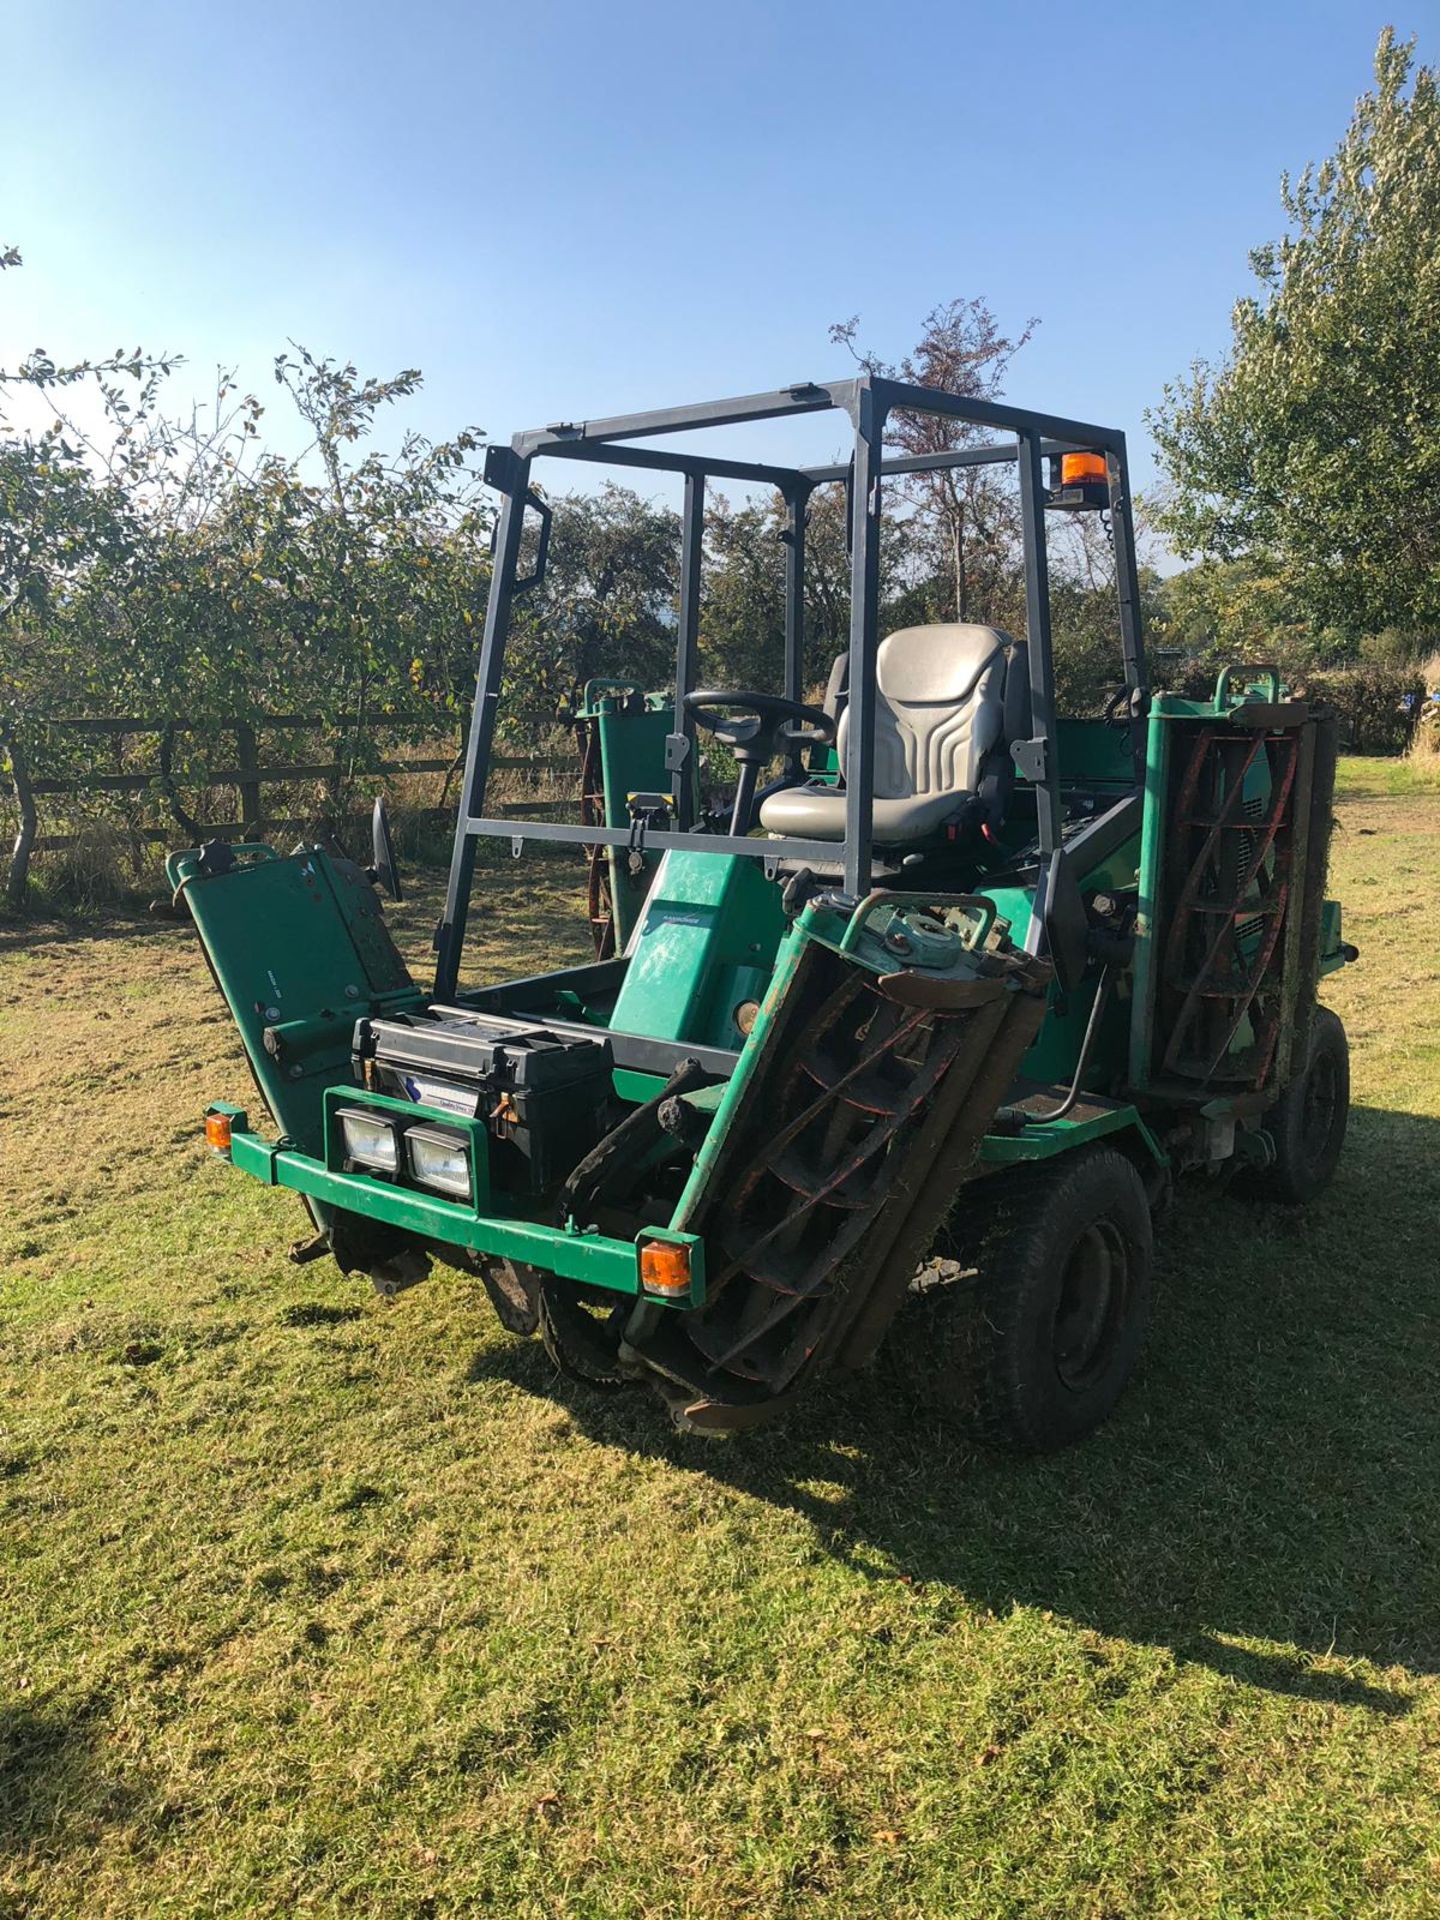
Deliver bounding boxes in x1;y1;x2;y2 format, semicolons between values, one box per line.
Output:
172;843;422;1169
610;852;788;1051
215;1093;705;1301
177;838;1036;1313
174;667;1343;1366
573;680;691;950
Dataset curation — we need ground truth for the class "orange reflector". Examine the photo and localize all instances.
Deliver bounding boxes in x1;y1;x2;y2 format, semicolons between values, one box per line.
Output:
1061;451;1108;487
639;1239;692;1298
204;1110;233;1154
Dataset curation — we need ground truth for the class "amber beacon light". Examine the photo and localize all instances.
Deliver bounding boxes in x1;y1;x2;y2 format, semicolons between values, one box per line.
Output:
1060;451;1109;486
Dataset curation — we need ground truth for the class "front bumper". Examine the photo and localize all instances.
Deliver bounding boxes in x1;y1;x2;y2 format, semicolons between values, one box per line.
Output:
209;1099;705;1305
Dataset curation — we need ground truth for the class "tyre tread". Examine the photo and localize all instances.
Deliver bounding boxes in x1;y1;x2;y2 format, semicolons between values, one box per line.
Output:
896;1146;1153;1453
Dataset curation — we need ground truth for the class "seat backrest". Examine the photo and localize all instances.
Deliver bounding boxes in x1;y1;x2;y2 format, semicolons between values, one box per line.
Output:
836;623;1011;801
821;649;849;726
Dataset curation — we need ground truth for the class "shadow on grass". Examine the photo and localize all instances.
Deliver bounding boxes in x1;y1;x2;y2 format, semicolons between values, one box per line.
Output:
0;910;183;956
472;1103;1439;1717
0;1696;138;1860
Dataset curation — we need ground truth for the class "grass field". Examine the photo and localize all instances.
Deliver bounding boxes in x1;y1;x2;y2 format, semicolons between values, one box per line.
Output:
2;764;1438;1918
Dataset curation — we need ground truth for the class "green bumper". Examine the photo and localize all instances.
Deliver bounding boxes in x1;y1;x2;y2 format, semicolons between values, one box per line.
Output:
212;1101;704;1304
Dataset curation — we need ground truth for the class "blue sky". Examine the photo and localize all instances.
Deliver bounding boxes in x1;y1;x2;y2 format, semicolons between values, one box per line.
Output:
3;1;1432;503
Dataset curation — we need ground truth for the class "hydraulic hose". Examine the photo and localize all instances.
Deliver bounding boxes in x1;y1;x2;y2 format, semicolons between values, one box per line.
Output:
996;965;1114;1130
555;1055;707;1227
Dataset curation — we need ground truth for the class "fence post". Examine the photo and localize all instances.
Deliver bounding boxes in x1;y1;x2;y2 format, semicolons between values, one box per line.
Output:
156;725;203;840
234;720;262;838
115;727;144;877
2;726;38;908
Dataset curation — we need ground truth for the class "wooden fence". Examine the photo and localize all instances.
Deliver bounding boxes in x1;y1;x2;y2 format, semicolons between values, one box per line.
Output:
2;712;573;901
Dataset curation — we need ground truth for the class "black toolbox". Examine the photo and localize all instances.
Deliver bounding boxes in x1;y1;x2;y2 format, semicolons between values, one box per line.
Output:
352;1008;614;1197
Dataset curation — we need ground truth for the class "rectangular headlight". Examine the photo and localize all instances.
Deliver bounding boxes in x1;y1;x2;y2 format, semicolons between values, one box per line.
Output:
404;1123;472;1200
336;1107;400;1173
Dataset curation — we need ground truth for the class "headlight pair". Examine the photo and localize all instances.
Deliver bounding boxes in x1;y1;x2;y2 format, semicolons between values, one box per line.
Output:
336;1107;473;1202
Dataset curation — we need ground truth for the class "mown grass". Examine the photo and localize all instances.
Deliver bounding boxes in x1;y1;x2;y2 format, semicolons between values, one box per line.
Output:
2;770;1438;1918
1335;751;1440;800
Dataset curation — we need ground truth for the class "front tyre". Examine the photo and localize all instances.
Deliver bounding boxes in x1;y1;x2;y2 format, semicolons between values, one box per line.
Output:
1246;1006;1349;1205
906;1146;1154;1453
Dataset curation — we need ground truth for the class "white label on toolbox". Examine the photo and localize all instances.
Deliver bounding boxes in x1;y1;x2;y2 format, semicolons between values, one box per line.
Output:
401;1074;481;1118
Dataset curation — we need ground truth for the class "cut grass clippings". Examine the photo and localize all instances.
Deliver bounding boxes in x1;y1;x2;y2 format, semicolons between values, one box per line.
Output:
2;771;1439;1918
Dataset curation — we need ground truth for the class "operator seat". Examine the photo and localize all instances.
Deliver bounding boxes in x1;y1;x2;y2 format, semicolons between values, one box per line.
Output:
758;622;1022;845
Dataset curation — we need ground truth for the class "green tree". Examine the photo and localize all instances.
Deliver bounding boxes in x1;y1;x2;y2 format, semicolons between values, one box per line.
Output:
698;495;785;690
504;483;679;728
831;298;1036;627
2;243;491;900
45;350;490;831
1149;30;1440;640
1;246;181;901
1150;559;1344;677
699;484;926;696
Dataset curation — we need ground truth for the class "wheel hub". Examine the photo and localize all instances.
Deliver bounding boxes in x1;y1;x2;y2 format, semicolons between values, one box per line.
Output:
1053;1220;1128;1392
1301;1048;1339;1166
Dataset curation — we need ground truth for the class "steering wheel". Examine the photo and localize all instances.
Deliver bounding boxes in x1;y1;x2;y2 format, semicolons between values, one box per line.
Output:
684;690;834;763
683;690;835;837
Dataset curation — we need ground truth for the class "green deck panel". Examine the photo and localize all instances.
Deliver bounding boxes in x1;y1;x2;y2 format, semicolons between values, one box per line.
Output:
671;919;809;1229
985;797;1141;1093
167;844;423;1163
1054;717;1140;787
1024;973;1127;1087
609;849;789;1052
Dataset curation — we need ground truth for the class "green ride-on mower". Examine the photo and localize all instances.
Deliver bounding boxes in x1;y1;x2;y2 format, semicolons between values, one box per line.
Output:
171;376;1355;1448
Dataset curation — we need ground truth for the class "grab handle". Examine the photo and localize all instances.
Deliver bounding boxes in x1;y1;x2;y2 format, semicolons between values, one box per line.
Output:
838;890;998;956
1215;663;1281;707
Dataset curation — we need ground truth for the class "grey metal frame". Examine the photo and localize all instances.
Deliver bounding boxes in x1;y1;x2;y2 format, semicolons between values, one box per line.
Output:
433;375;1148;1000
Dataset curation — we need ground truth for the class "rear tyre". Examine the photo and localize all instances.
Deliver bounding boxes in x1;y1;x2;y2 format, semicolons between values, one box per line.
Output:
904;1146;1153;1453
1245;1006;1349;1205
